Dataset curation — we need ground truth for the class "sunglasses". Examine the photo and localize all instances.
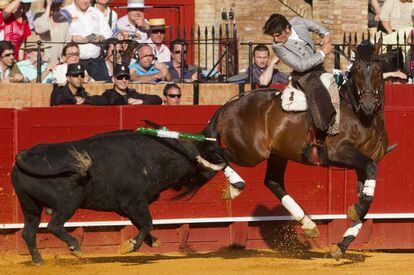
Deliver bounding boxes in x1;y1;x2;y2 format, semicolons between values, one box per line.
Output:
116;75;131;80
151;30;166;34
174;50;187;54
71;73;85;78
1;53;14;58
66;52;80;57
167;94;181;99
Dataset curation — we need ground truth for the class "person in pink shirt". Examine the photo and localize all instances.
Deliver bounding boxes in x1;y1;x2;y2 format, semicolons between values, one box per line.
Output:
0;0;33;60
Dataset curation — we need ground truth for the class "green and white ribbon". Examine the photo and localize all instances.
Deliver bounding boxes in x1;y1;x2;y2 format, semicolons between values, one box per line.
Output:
137;127;216;142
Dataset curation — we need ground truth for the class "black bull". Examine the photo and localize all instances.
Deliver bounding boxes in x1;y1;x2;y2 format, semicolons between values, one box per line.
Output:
11;130;224;265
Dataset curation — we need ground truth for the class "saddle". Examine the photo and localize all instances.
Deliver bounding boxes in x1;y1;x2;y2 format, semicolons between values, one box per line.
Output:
279;72;340;166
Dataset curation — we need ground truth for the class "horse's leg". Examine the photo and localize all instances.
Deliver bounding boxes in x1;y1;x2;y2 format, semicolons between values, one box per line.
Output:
328;142;378;260
222;165;246;199
264;154;319;238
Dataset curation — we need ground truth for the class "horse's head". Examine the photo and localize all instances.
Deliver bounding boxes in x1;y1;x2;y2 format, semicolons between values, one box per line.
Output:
350;40;384;116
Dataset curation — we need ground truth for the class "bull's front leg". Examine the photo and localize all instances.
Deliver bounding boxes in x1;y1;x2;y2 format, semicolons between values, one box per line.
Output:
119;201;155;254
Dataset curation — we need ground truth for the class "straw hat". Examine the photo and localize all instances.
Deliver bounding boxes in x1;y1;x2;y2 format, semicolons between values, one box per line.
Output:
148;18;170;30
119;0;152;9
21;35;51;51
0;0;10;9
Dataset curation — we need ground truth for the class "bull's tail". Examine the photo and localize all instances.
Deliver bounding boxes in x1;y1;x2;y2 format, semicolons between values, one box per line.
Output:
15;146;92;177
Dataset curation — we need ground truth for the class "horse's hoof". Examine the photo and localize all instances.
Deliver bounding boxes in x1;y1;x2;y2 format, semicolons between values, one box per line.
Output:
330;244;344;261
222;185;242;200
151;239;161;248
120;239;136;255
347;204;360;221
70;250;83;258
303;226;319;238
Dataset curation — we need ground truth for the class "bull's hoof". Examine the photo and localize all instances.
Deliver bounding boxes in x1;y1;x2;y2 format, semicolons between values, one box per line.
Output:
347;204;360;221
70;249;83;258
330;244;344;261
222;185;242;200
32;258;44;266
303;226;320;238
120;239;136;255
151;239;161;248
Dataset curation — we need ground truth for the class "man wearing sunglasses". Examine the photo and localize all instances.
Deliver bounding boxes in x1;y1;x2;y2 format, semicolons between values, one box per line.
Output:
145;18;171;63
102;64;162;105
50;63;106;106
163;83;182;105
0;40;24;83
165;39;198;82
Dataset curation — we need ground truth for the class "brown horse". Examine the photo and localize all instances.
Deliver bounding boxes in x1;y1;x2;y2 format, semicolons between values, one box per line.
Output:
203;42;391;260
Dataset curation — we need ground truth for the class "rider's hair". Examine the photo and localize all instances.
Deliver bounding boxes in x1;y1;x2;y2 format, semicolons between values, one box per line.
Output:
263;14;291;36
253;44;269;56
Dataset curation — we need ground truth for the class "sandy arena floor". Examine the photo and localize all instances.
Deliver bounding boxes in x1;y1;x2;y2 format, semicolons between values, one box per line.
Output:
1;249;414;275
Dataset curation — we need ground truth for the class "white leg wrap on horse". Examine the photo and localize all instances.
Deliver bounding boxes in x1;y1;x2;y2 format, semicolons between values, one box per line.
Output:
343;220;363;238
281;195;305;221
363;179;376;197
301;215;316;230
223;166;245;185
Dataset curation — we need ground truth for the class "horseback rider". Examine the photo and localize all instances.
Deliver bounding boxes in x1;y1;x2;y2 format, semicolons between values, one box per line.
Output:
263;14;339;164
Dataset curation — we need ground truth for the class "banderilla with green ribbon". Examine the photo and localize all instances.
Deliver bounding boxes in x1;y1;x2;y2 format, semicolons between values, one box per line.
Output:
137;127;217;142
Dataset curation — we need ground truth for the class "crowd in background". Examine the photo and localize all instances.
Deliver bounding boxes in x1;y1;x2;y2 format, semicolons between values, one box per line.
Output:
2;0;414;106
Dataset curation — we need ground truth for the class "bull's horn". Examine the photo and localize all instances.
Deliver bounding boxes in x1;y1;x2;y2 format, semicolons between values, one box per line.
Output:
196;155;226;171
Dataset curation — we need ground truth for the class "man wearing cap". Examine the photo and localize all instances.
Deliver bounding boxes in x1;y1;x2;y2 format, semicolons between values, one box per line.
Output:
116;0;150;43
64;0;112;81
146;18;171;63
50;63;107;106
102;64;162;105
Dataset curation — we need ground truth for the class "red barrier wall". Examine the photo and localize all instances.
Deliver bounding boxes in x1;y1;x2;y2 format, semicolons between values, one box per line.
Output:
1;85;414;255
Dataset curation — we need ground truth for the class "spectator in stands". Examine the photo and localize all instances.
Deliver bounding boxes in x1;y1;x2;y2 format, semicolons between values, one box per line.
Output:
0;0;32;60
92;0;117;32
116;0;150;43
129;43;171;82
368;0;385;36
51;42;80;84
50;63;106;106
163;83;181;105
64;0;112;81
17;36;54;83
0;40;24;82
380;0;414;35
166;39;197;82
33;0;71;65
102;64;162;105
101;37;123;81
248;44;289;87
146;18;171;63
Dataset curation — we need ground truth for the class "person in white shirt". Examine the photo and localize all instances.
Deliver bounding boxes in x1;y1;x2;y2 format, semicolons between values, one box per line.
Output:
146;18;171;63
116;0;151;43
64;0;112;80
92;0;117;33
